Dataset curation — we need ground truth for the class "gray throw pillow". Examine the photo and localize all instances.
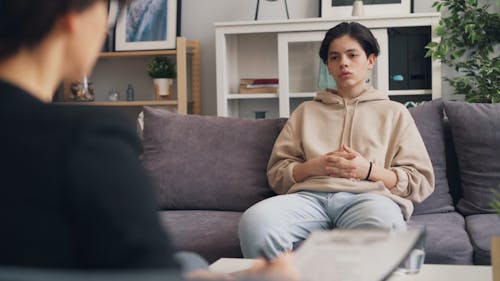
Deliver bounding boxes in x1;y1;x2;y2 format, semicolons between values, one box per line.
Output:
409;99;455;215
141;107;279;211
444;101;500;215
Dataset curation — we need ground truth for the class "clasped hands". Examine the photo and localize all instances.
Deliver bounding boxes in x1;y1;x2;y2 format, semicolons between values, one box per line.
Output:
307;145;371;180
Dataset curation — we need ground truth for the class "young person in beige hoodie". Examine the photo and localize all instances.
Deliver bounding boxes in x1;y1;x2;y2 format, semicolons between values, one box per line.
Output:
239;22;435;259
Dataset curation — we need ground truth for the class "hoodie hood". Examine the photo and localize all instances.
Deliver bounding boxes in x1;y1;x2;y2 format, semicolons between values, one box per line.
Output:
314;87;389;105
313;87;390;150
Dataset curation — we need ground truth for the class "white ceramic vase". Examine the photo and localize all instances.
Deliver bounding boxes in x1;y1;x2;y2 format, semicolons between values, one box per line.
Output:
352;0;365;16
153;78;174;98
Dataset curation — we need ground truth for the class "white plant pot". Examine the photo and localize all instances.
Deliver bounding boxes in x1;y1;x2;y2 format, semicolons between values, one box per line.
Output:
154;78;174;98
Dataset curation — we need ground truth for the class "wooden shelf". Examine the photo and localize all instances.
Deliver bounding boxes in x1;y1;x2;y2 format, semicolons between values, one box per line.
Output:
99;50;177;58
53;100;177;106
228;93;278;99
59;37;201;115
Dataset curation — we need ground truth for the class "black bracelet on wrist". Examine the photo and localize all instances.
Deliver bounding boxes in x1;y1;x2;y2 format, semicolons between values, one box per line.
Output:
364;162;373;181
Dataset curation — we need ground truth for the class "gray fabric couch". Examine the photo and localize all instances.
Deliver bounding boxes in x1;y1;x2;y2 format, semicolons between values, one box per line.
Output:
141;100;500;265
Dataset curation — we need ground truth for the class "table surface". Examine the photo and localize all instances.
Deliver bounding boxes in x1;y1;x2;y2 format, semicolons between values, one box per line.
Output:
210;258;493;281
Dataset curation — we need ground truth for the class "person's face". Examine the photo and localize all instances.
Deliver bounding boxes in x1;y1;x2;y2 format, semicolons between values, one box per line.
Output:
326;35;376;92
63;1;109;81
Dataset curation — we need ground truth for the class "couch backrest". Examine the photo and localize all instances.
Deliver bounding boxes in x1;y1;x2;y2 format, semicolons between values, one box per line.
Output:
443;101;500;215
142;106;282;211
141;101;460;214
408;99;455;215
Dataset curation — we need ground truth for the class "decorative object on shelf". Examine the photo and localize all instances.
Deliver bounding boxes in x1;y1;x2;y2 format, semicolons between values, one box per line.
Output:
126;84;135;101
254;111;267;119
391;74;404;82
321;0;410;18
317;61;336;90
351;0;365;16
115;0;177;51
403;101;426;109
425;0;500;103
70;77;94;101
240;78;279;94
147;56;176;99
254;0;289;20
108;89;120;101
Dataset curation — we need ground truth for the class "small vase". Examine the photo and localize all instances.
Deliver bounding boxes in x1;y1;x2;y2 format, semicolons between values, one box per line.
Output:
70;79;95;102
352;0;365;16
154;78;174;100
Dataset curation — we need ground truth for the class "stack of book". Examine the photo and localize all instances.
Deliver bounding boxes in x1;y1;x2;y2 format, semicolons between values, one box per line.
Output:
239;78;279;94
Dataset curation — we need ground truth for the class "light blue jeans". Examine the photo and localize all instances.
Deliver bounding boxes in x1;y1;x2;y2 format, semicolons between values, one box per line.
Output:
238;191;406;258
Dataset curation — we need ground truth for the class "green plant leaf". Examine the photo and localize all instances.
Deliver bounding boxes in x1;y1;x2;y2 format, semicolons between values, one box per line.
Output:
147;57;177;79
429;0;500;103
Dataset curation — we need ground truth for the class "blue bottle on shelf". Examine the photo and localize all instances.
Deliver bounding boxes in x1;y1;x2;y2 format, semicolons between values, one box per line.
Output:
126;84;135;101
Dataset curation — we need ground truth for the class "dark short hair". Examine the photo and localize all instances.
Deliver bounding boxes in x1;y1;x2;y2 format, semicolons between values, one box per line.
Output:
319;22;380;64
0;0;128;61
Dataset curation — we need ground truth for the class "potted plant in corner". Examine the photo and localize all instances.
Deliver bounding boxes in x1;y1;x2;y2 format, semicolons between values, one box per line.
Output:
425;0;499;103
147;56;176;100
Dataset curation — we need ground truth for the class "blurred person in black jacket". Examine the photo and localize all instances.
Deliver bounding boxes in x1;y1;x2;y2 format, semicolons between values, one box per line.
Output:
0;1;298;280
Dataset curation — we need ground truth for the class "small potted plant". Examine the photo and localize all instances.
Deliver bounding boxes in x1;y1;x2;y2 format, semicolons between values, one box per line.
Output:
147;56;176;99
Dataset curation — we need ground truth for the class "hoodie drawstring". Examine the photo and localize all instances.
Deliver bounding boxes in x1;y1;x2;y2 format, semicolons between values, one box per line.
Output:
340;98;360;148
340;104;349;147
349;99;360;148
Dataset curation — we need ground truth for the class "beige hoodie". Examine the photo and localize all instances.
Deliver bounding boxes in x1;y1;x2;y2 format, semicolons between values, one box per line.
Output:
267;87;434;220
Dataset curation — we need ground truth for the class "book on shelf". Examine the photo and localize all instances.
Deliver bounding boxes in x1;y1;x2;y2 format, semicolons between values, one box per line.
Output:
239;78;279;94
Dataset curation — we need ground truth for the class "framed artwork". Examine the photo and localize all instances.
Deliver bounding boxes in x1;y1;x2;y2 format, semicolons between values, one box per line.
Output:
115;0;177;51
321;0;411;18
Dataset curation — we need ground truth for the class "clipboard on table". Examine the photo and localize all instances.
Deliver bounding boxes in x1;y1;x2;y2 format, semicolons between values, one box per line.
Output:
294;228;425;281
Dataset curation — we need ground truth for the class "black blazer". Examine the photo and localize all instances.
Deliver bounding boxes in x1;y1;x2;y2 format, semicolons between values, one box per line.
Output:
0;80;177;269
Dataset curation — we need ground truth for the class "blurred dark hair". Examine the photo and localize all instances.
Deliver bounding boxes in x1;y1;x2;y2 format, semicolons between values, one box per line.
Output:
0;0;128;61
319;22;380;64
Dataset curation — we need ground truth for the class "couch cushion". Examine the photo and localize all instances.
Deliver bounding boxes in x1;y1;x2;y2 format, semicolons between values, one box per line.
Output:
465;214;500;265
444;101;500;215
142;107;278;211
409;212;473;264
409;99;454;215
159;210;242;263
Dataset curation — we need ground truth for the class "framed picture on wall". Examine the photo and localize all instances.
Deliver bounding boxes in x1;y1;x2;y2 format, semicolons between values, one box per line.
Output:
321;0;411;18
115;0;177;51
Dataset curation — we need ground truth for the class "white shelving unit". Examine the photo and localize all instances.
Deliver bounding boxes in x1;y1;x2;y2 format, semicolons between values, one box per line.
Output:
215;13;441;118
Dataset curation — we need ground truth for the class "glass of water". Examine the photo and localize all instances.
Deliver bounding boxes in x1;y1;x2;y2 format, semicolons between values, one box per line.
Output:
397;225;426;274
